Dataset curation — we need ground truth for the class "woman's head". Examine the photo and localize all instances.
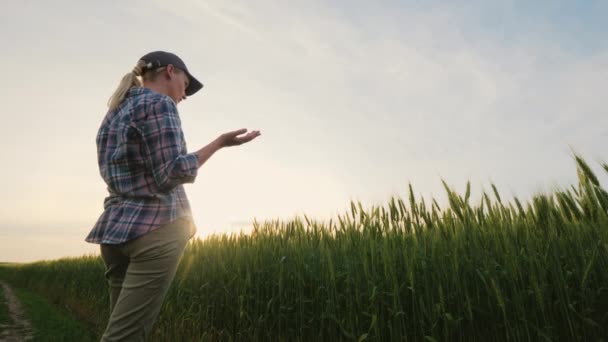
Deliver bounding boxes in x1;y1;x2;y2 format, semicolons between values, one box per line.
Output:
107;51;203;110
136;63;190;104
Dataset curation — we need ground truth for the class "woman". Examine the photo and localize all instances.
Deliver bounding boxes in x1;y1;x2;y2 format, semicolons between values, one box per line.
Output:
85;50;261;341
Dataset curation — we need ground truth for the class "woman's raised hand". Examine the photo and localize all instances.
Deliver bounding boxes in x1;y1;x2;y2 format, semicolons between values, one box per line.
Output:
218;128;261;147
195;128;261;168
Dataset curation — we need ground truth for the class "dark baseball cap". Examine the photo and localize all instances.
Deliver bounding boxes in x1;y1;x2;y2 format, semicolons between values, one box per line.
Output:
140;50;203;96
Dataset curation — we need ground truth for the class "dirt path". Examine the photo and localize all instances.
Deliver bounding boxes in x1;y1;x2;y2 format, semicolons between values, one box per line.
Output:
0;281;33;342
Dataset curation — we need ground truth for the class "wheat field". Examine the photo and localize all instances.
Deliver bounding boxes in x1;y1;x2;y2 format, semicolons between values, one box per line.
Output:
1;155;607;341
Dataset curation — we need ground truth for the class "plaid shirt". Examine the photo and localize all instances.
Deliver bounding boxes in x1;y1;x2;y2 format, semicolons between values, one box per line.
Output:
86;87;199;245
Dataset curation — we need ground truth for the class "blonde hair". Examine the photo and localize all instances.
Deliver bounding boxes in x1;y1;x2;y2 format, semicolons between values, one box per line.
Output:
107;60;171;111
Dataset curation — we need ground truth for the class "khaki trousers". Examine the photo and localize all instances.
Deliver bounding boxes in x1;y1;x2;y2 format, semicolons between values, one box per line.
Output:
99;217;195;341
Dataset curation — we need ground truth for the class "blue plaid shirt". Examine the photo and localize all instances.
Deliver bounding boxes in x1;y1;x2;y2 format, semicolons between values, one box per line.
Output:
86;87;199;244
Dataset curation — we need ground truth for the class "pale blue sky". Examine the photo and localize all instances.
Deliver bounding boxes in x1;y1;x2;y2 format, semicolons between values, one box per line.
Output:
1;0;606;262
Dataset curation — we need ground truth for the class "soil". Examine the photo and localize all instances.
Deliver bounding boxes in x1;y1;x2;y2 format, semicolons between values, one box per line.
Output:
0;281;33;342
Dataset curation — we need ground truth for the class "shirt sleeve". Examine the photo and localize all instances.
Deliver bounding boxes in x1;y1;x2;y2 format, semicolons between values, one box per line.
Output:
140;98;199;192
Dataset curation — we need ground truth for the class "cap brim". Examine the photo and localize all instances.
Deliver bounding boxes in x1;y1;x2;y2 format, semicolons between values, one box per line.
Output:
185;72;203;96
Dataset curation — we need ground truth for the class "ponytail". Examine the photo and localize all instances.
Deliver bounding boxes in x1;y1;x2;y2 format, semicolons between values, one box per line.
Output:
107;60;146;111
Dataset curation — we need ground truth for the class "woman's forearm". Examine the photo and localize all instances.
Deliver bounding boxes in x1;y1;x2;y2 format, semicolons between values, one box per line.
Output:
194;139;223;168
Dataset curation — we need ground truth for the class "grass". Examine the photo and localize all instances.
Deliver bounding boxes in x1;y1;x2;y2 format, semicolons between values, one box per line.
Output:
0;154;607;341
14;287;95;342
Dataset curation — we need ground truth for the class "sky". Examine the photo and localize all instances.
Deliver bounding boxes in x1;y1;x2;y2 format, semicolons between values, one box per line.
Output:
0;0;606;262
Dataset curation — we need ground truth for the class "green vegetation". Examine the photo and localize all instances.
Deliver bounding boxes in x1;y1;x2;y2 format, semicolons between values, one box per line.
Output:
1;155;607;341
0;256;108;336
0;283;91;341
15;288;94;342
